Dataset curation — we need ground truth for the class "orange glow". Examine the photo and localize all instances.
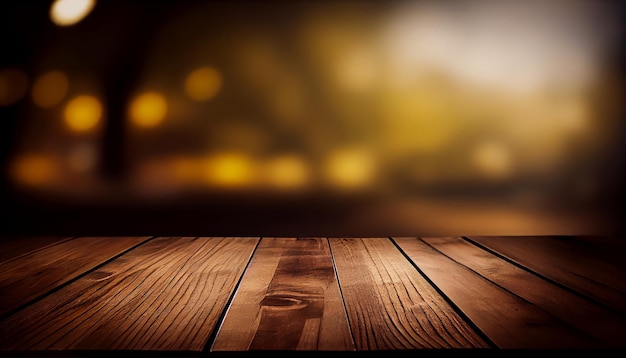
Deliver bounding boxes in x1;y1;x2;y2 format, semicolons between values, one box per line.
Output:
202;153;254;187
31;70;69;108
11;155;58;187
323;148;377;189
50;0;96;26
184;66;222;101
64;95;102;132
263;155;311;190
0;68;28;106
171;157;200;183
129;92;167;128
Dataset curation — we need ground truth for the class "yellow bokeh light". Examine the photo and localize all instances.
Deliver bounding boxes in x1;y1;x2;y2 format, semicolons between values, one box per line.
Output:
64;95;102;132
472;142;513;180
184;66;222;101
323;148;377;189
0;68;28;106
50;0;96;26
32;70;69;108
11;155;58;187
202;153;253;187
264;155;311;190
129;92;167;128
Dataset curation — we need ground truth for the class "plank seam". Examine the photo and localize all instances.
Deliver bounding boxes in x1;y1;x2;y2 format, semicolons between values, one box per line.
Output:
0;236;157;322
202;237;262;354
418;237;609;345
461;236;626;320
327;237;358;352
389;237;499;349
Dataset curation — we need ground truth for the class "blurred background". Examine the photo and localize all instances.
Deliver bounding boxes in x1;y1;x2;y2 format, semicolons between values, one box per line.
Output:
1;0;624;236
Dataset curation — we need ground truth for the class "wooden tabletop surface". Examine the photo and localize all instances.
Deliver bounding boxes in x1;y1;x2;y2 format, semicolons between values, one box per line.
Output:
0;236;625;356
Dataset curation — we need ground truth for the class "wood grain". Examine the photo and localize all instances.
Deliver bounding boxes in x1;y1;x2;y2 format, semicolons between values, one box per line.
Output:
421;236;626;348
466;236;626;314
329;237;489;350
0;236;151;318
394;237;605;349
0;236;73;265
0;237;259;352
1;235;624;355
211;237;354;351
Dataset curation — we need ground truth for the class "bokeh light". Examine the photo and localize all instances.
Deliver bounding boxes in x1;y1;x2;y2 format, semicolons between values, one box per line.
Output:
263;155;311;190
10;155;58;187
184;66;222;101
64;95;102;132
323;148;377;190
2;0;624;235
31;70;69;108
202;153;254;188
129;92;167;128
50;0;96;26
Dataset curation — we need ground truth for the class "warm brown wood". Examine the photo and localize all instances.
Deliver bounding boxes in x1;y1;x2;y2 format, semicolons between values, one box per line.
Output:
467;235;626;313
394;237;605;349
211;237;354;351
421;236;626;348
0;236;73;265
329;237;489;350
0;237;259;352
1;235;624;355
0;236;151;318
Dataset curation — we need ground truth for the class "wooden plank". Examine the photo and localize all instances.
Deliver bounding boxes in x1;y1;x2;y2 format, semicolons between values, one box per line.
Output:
329;237;489;350
0;236;151;318
394;237;605;349
467;236;626;313
0;236;74;265
0;237;259;352
421;236;626;348
211;237;354;351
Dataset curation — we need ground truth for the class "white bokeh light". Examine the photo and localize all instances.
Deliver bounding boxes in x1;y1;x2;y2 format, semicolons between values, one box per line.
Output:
50;0;96;26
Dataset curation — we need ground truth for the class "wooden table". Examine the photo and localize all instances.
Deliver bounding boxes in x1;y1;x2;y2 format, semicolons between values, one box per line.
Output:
1;236;625;356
